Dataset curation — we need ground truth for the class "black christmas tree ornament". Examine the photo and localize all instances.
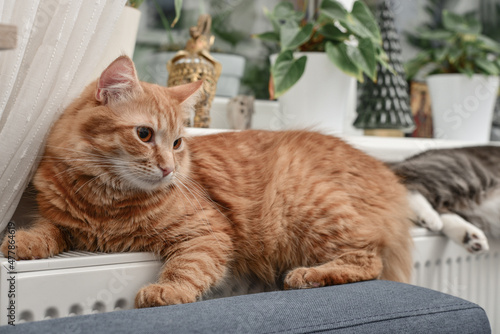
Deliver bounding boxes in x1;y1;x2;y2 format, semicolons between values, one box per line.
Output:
353;0;415;136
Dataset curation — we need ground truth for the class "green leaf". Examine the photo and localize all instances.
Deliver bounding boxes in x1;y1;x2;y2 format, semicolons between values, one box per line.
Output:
349;1;381;43
318;23;349;41
153;0;174;44
273;2;294;18
433;48;448;62
442;10;481;34
458;65;475;77
338;16;373;44
280;22;314;50
325;42;363;81
417;29;454;40
474;58;499;75
319;0;348;21
375;46;388;60
273;1;304;22
464;43;480;58
477;35;500;54
447;47;463;63
253;31;280;43
263;7;280;34
376;51;395;74
213;26;247;47
171;0;183;27
271;51;307;97
333;1;381;45
405;50;432;79
355;38;377;81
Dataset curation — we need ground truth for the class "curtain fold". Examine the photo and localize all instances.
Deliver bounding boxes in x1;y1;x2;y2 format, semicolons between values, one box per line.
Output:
0;0;127;232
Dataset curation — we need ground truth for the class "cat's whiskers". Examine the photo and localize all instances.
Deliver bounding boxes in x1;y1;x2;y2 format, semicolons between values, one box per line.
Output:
39;153;116;164
50;163;115;180
107;176;192;250
44;143;178;193
169;195;211;246
113;168;152;192
40;147;124;179
142;224;172;256
44;144;111;160
176;174;214;200
50;165;91;179
172;176;203;218
74;171;112;195
175;173;233;227
121;164;165;192
173;176;222;245
39;155;117;163
176;173;230;211
43;145;140;171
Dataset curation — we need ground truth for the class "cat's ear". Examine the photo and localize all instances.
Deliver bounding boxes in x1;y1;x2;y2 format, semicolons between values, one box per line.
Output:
167;80;203;113
95;55;143;104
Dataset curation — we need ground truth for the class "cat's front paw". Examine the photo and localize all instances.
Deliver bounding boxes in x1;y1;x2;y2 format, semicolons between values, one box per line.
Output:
463;229;489;254
440;213;490;254
135;283;197;308
415;209;443;231
407;191;443;231
283;267;323;290
0;230;54;260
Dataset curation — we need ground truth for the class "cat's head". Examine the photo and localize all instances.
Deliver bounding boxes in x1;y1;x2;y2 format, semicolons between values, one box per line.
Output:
46;56;201;192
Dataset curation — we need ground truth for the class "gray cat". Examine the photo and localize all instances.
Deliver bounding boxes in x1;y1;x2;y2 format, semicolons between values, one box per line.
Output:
390;146;500;254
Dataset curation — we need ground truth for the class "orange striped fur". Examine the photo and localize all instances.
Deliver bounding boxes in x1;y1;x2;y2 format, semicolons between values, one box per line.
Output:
0;56;413;308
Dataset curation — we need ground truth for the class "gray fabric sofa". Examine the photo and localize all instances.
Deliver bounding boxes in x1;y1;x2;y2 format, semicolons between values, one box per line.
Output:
1;280;490;333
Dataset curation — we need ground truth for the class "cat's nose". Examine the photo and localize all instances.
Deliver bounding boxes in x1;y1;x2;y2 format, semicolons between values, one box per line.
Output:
158;165;173;177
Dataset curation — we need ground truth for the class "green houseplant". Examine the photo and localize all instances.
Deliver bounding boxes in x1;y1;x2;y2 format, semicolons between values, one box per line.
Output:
255;0;388;98
405;10;500;142
405;10;500;78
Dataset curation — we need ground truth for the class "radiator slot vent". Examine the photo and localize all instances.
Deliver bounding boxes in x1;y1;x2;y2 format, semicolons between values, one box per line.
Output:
44;307;59;320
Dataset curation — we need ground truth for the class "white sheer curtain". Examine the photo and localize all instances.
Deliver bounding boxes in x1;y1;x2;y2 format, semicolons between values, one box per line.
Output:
0;0;127;232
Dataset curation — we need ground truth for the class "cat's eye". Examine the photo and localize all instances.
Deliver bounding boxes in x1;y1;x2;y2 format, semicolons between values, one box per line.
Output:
173;138;182;150
137;127;153;142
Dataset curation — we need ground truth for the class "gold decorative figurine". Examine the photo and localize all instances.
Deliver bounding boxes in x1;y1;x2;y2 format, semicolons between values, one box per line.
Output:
166;14;222;128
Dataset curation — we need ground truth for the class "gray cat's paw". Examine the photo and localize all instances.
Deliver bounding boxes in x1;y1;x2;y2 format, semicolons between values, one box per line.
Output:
407;191;443;231
463;229;489;254
441;213;489;254
415;210;443;231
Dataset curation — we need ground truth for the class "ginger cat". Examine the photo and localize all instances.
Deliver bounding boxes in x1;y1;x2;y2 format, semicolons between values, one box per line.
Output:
1;56;412;308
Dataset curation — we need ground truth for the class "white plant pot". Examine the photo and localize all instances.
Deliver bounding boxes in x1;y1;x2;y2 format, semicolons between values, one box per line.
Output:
212;53;246;97
427;74;499;142
271;52;356;134
90;6;141;81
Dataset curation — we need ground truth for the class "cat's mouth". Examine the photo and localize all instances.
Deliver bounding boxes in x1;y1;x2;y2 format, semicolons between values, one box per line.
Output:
135;172;175;191
114;168;174;193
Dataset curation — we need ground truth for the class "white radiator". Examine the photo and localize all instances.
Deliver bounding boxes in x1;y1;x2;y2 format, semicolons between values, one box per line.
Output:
0;252;161;325
1;229;498;332
412;228;500;332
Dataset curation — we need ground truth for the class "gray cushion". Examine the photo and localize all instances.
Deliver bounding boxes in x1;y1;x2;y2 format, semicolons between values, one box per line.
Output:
1;280;490;333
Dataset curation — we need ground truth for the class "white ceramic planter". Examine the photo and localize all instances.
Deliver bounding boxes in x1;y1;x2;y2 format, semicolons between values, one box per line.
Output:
90;6;141;81
427;74;499;142
271;52;356;134
212;53;246;97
